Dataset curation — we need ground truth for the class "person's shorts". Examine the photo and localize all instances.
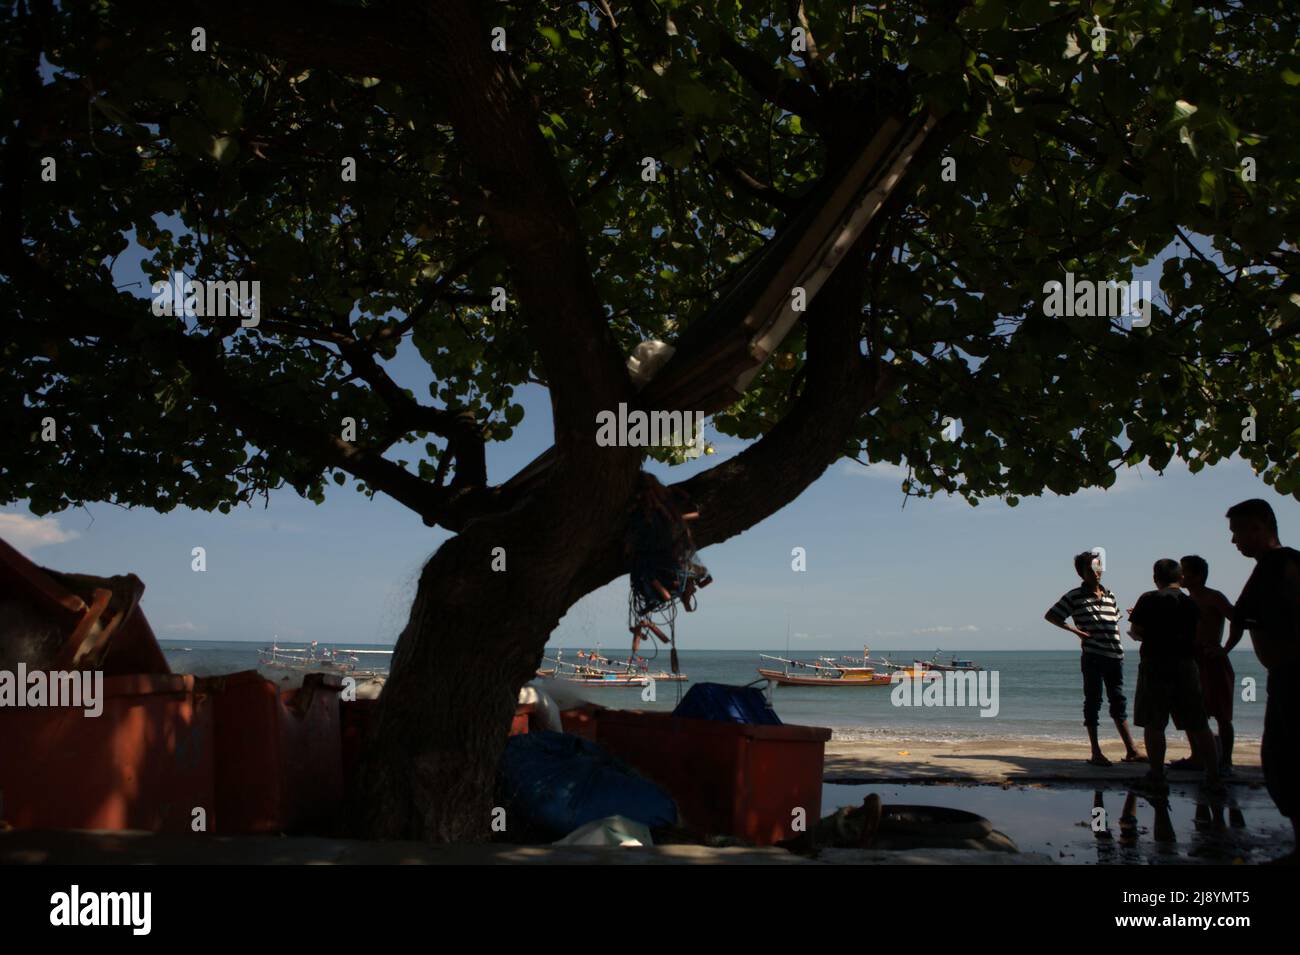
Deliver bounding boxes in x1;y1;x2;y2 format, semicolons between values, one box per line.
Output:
1195;647;1235;723
1135;660;1210;733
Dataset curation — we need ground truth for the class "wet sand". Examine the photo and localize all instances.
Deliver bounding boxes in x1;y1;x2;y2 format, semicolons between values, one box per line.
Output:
824;738;1263;785
820;740;1289;864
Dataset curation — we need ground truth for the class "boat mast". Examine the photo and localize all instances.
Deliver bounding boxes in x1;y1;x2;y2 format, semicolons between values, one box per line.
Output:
785;613;791;677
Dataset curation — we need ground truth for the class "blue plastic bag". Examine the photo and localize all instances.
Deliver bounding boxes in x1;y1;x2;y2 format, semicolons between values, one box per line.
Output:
672;682;782;725
500;731;678;838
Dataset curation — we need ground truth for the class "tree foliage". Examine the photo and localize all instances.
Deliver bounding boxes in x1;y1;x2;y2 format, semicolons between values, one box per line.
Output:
3;0;1298;533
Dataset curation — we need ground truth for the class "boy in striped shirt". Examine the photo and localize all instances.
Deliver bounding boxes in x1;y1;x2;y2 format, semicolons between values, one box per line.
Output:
1045;551;1146;767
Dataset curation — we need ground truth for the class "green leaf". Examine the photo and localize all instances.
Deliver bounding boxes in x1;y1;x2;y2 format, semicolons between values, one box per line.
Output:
195;76;244;132
538;25;562;50
674;81;718;118
209;135;239;165
958;0;1006;31
168;115;214;160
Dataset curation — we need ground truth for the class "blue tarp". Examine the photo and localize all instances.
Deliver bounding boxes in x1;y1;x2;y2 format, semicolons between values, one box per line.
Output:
671;682;783;725
500;731;677;838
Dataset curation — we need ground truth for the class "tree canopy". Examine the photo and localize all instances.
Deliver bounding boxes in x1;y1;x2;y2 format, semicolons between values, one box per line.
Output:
4;0;1299;541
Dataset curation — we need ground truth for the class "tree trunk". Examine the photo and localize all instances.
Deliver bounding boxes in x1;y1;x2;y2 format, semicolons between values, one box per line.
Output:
356;545;556;840
357;461;639;841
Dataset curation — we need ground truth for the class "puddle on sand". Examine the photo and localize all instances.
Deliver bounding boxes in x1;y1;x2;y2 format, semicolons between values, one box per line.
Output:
822;781;1293;864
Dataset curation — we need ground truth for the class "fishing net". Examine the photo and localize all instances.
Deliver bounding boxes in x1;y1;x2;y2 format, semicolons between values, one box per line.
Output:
624;472;711;682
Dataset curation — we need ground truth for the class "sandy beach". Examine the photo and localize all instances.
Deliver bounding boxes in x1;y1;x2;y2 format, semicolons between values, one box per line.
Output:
824;738;1264;785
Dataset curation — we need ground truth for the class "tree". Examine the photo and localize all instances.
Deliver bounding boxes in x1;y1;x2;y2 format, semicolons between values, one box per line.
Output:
2;0;1297;840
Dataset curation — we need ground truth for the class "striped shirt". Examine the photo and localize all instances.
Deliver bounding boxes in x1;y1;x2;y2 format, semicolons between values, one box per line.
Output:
1047;586;1124;659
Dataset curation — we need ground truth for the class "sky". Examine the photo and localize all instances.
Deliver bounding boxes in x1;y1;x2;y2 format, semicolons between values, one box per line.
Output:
4;369;1291;652
8;67;1290;653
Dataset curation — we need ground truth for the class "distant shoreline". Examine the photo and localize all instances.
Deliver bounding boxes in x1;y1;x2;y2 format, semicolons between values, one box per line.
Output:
160;641;1249;655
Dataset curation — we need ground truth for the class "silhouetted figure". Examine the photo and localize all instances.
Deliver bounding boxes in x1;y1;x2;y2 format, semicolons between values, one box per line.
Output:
1151;797;1176;845
1128;558;1222;793
1227;498;1300;862
1118;791;1140;849
1045;551;1144;766
1177;555;1236;773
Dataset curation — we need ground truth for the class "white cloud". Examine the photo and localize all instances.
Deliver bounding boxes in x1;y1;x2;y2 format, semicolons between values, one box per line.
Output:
912;625;954;635
839;459;910;481
0;513;80;555
162;621;203;634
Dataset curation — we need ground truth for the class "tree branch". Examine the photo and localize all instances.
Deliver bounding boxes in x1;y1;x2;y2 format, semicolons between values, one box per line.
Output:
789;0;832;92
676;237;893;549
714;29;825;126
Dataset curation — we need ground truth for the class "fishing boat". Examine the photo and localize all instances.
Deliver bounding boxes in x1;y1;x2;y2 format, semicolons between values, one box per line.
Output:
257;640;390;680
916;650;982;672
537;647;686;685
824;646;904;675
538;656;651;687
576;648;688;683
757;654;892;687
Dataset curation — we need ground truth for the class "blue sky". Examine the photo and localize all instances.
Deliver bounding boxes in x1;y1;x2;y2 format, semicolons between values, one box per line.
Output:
7;159;1288;653
4;370;1290;652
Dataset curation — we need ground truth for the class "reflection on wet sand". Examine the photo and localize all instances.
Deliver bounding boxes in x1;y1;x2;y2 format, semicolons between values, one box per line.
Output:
1089;787;1257;863
821;781;1290;864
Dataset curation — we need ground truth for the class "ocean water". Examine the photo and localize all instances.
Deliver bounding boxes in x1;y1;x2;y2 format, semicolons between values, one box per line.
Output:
159;641;1268;743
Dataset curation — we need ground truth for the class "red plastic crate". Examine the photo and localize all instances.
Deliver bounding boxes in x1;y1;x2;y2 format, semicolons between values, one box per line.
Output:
339;697;378;784
205;670;343;835
0;673;215;833
594;710;831;845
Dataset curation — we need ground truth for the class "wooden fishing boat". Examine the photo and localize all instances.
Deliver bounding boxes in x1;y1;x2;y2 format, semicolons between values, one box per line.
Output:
757;654;892;687
538;656;652;687
576;649;688;682
916;650;982;672
828;647;906;674
257;641;389;680
537;648;686;685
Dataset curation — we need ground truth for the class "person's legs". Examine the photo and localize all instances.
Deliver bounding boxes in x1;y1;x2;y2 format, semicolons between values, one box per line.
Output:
1170;731;1204;770
1172;660;1220;787
1103;657;1142;759
1192;727;1222;786
1145;725;1167;778
1261;667;1299;860
1081;654;1108;763
1216;655;1236;770
1134;664;1166;789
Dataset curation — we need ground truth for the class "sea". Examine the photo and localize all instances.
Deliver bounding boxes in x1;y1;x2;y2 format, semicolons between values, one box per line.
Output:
159;641;1267;743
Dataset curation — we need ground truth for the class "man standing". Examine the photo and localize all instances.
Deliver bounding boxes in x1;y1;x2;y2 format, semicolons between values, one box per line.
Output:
1227;499;1300;861
1176;555;1236;774
1128;559;1221;792
1046;551;1145;767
